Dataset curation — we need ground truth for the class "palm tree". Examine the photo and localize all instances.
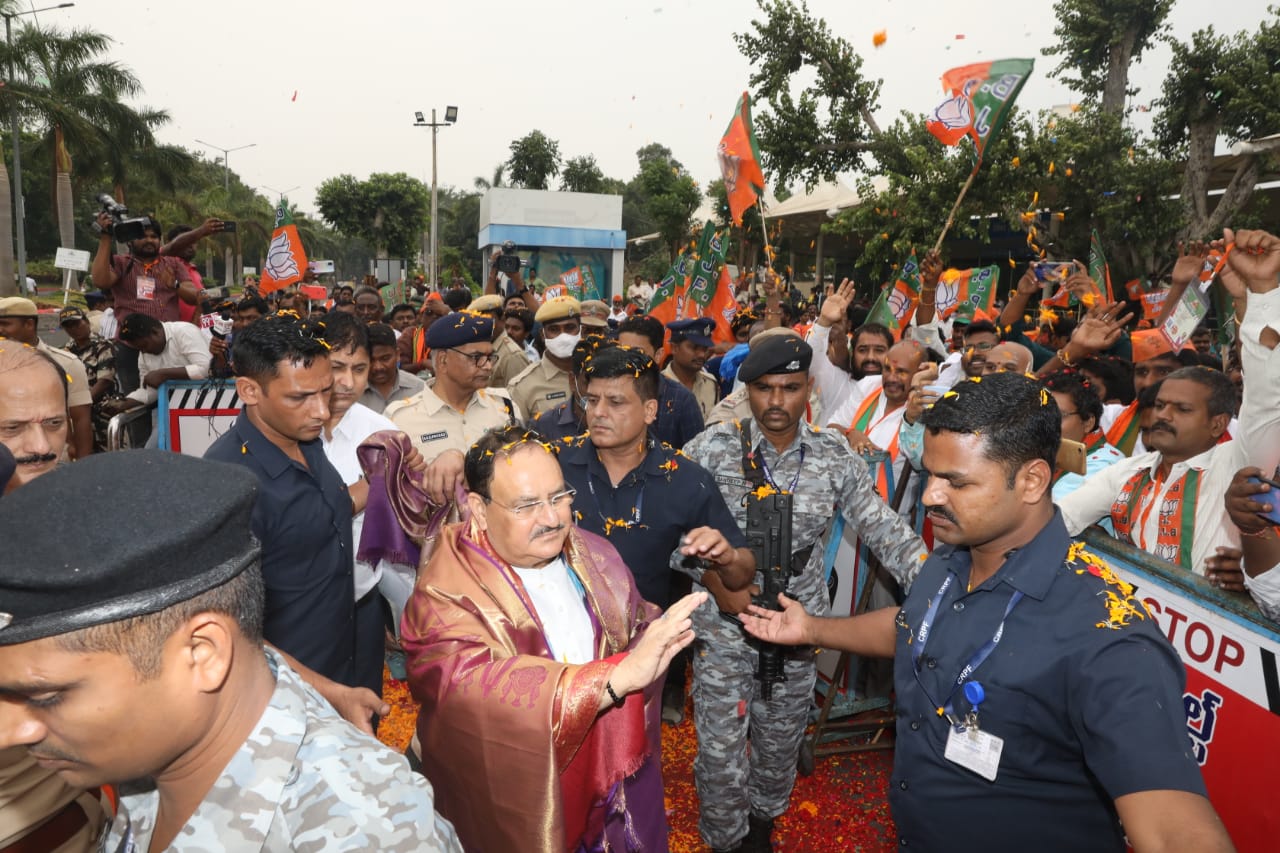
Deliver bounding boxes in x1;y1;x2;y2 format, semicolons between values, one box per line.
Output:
2;24;166;288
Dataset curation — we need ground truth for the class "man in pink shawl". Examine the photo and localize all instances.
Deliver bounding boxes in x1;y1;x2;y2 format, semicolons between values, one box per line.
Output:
399;425;707;851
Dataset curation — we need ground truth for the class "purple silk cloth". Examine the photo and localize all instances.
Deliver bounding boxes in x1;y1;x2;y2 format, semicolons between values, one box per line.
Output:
355;429;466;567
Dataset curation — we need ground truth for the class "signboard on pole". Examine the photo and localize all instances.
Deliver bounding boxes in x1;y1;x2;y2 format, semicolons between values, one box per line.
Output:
54;247;91;272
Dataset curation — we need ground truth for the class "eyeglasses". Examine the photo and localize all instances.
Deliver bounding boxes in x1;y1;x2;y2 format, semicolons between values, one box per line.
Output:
449;349;498;367
967;341;997;352
484;487;577;518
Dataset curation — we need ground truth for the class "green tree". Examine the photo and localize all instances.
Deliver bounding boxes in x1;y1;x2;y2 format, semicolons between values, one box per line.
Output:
624;145;700;260
1043;0;1175;116
315;172;430;259
733;0;884;188
506;130;561;190
560;155;607;193
473;163;506;192
1156;13;1280;238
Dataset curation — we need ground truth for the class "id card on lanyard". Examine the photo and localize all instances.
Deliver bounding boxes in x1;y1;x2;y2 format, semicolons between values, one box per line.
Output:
136;276;156;301
912;571;1023;780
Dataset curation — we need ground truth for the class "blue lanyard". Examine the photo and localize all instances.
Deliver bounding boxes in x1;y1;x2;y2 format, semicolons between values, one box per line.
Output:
757;442;805;493
586;472;644;527
911;571;1024;720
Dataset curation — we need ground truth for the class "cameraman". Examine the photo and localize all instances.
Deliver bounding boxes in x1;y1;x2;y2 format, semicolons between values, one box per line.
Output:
91;211;197;396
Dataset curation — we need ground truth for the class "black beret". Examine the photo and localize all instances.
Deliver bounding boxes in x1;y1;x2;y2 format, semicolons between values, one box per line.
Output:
425;311;494;350
738;336;813;383
0;451;261;645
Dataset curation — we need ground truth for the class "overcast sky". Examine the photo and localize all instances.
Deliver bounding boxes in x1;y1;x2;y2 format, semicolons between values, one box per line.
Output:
27;0;1275;218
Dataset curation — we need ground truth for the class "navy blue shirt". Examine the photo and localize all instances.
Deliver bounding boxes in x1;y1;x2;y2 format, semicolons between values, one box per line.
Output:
205;413;357;685
557;436;746;607
531;376;704;450
891;511;1204;852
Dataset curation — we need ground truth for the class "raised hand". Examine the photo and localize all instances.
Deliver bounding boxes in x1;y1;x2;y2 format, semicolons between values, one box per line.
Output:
819;278;855;328
611;591;708;695
1172;240;1212;287
1224;228;1280;293
920;249;944;290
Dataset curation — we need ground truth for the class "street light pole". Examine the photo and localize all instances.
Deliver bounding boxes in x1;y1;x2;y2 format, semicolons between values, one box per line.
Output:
413;106;457;291
4;2;75;291
195;139;256;192
261;184;299;203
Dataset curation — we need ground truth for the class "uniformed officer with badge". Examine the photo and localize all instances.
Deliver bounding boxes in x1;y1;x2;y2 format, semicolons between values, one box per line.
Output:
664;318;721;421
0;451;462;852
678;335;928;852
386;310;519;503
468;294;524;389
740;373;1234;853
507;295;582;421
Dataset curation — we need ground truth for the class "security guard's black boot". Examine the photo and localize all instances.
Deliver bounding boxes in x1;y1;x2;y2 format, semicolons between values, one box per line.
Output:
741;813;775;852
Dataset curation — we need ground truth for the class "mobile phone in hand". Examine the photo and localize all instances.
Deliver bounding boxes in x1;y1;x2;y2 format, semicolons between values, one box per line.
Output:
1033;261;1074;282
221;221;237;233
1246;476;1280;525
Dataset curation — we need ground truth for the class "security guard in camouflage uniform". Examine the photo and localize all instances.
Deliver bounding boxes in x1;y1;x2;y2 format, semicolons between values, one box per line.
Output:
678;335;928;853
0;451;462;852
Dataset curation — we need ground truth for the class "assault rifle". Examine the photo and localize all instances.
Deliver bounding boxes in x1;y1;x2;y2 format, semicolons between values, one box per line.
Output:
746;489;800;701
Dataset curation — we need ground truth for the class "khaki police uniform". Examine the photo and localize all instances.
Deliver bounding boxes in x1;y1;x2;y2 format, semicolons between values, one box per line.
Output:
662;364;718;422
0;748;106;853
488;331;530;389
37;340;92;409
386;379;521;461
507;357;573;422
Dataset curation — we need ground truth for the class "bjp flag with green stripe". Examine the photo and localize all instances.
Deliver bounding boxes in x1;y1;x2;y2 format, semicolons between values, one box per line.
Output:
260;200;308;294
717;91;766;226
927;58;1034;166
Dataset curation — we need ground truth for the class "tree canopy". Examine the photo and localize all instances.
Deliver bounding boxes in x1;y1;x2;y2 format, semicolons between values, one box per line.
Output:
506;130;562;190
315;172;431;260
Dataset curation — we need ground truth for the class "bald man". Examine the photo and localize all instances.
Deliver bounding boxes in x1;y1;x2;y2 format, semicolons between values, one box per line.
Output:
982;342;1034;375
829;339;928;460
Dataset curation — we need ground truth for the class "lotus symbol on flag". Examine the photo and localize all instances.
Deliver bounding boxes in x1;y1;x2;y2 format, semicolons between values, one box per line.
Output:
265;231;300;281
888;287;911;321
717;142;740;193
936;278;960;316
932;81;977;135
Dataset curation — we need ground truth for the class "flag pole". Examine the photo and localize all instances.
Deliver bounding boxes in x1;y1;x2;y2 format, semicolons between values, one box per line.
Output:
932;164;981;254
757;197;774;300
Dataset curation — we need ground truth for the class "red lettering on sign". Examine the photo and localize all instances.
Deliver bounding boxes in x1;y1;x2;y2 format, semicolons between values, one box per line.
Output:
1214;636;1245;674
1185;622;1214;663
1165;606;1189;643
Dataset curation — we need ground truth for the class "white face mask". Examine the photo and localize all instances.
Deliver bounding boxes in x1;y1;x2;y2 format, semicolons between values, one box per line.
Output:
545;332;581;359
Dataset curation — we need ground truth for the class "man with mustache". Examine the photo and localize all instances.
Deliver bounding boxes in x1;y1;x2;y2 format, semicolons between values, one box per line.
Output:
557;345;753;723
401;425;706;851
0;298;94;460
387;312;519;505
0;452;462;852
204;313;389;732
678;335;928;852
739;372;1233;853
664;318;721;421
1059;227;1280;580
0;341;109;852
828;339;928;464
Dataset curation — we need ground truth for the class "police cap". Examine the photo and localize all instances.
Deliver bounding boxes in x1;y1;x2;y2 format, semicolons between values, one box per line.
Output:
424;311;495;349
737;335;813;383
666;318;716;347
0;451;260;645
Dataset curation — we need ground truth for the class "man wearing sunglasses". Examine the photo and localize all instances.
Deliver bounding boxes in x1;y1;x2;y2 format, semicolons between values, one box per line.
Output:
387;311;520;504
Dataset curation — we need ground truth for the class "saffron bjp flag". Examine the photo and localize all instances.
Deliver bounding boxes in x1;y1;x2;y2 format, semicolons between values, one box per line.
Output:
260;200;308;294
717;91;766;225
1124;277;1146;301
1140;290;1168;321
926;59;1034;166
707;266;740;346
937;265;999;321
866;250;923;335
647;249;695;330
559;266;584;299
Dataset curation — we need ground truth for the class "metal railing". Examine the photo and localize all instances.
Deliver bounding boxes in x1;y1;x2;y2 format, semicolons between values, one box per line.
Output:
105;403;156;451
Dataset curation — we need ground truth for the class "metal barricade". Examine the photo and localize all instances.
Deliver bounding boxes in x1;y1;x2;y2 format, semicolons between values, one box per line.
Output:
105;404;156;451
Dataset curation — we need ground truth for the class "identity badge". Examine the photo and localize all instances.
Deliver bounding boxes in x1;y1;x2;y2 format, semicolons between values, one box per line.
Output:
944;724;1003;781
136;276;156;301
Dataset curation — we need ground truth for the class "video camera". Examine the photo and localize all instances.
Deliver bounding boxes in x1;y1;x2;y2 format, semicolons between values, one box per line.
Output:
90;193;154;244
495;240;523;276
